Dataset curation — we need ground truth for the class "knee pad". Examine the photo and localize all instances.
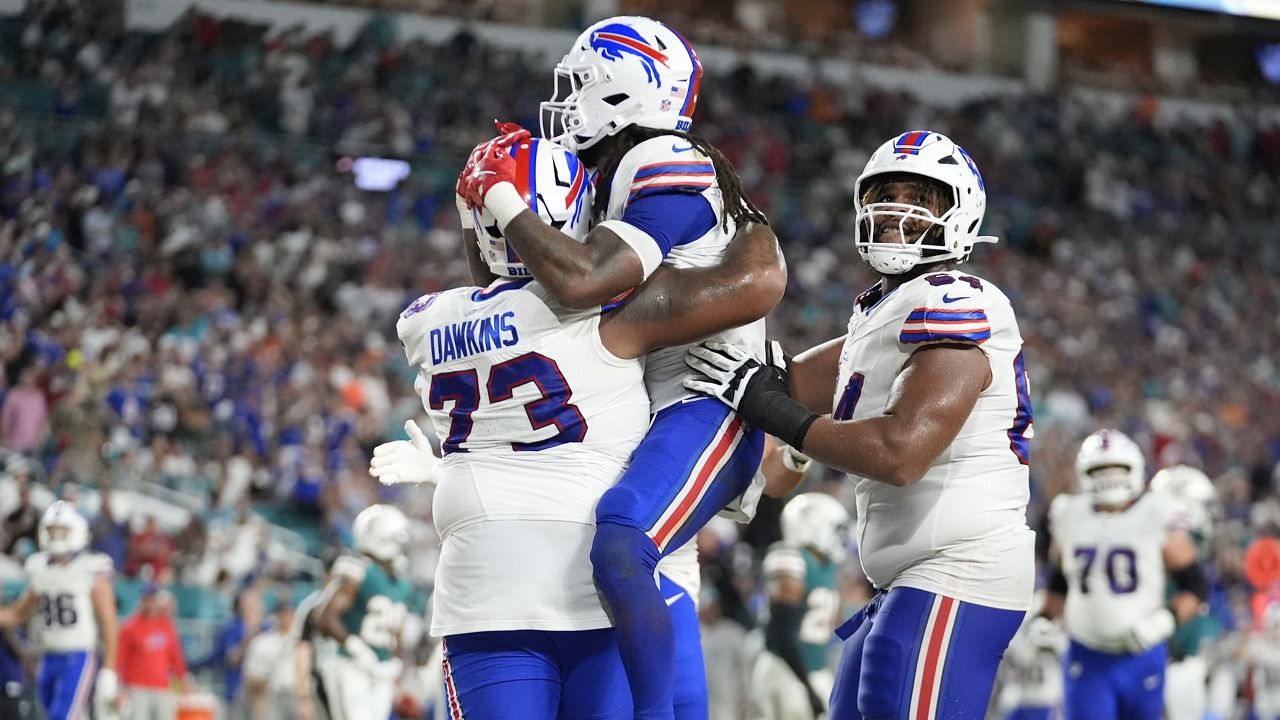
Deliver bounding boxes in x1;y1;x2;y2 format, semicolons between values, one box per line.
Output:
590;521;660;590
857;630;911;719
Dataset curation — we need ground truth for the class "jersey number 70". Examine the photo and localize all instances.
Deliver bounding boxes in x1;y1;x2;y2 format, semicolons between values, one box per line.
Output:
429;351;587;454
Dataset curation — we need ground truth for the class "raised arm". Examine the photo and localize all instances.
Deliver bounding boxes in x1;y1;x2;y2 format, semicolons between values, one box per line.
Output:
599;221;785;358
498;214;643;308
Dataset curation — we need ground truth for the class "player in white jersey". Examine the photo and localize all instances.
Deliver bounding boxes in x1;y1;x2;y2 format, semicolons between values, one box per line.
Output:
0;501;119;720
456;17;781;719
414;133;782;719
1043;429;1207;720
686;130;1035;719
1248;602;1280;720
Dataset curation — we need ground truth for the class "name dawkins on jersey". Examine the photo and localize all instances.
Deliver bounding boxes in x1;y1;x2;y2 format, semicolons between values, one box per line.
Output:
430;311;520;365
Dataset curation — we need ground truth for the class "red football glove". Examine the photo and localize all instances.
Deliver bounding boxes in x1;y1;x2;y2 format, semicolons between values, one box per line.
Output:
459;129;531;210
494;119;527;136
456;140;490;206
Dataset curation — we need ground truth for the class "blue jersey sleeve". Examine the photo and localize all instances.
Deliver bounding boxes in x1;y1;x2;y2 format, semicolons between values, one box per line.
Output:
618;191;718;259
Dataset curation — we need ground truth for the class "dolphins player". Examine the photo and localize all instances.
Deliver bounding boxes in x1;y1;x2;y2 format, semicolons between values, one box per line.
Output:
750;492;848;720
314;504;412;720
0;501;119;720
1150;464;1221;720
397;135;782;718
457;17;776;718
685;130;1036;718
1043;430;1207;720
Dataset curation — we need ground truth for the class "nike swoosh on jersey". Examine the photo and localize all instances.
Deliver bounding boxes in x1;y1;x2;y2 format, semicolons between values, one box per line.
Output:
671;144;693;153
664;592;686;606
941;293;971;303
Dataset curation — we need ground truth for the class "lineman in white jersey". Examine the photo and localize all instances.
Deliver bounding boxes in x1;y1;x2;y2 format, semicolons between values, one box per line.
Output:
0;501;119;720
405;135;782;719
1043;429;1207;720
457;17;780;719
687;130;1036;719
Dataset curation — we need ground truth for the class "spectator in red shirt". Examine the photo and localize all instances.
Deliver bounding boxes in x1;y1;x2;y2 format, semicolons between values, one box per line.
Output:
118;585;189;720
126;516;174;581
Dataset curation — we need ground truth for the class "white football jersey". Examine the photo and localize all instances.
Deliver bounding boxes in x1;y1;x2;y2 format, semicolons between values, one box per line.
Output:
599;135;765;413
835;270;1035;611
1049;491;1181;652
397;280;649;634
23;551;113;652
1247;630;1280;718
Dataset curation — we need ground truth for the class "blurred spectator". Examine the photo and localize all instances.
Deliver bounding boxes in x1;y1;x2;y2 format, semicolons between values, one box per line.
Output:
699;586;751;720
127;515;175;581
1;473;39;555
0;366;48;454
197;584;263;717
118;586;189;720
89;488;130;570
243;598;297;720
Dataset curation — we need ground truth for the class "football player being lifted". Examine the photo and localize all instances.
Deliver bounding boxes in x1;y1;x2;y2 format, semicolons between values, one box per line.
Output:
457;16;780;720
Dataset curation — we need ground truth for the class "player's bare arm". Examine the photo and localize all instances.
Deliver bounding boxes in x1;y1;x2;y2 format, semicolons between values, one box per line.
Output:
1163;529;1207;623
787;337;845;415
0;589;36;628
315;579;358;643
499;212;643;309
92;575;119;671
688;341;990;487
599;221;785;358
759;437;809;498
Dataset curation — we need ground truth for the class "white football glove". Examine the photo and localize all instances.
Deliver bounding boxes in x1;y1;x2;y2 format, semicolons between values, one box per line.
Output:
95;667;119;704
372;656;405;682
1121;608;1175;653
370;420;442;486
456;193;474;230
1025;616;1065;653
684;341;776;413
344;634;381;672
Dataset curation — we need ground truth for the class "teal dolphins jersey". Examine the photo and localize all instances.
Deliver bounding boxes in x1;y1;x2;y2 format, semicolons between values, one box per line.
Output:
763;543;840;674
333;554;411;661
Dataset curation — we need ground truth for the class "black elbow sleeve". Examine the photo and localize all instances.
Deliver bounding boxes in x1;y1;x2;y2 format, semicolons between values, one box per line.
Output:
1048;565;1069;596
1170;562;1209;602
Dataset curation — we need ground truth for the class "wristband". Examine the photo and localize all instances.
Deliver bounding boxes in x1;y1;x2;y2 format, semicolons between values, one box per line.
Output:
455;194;474;230
482;182;528;232
781;445;812;474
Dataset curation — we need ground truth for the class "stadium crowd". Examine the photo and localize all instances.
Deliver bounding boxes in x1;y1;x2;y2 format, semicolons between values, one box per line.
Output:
0;0;1279;716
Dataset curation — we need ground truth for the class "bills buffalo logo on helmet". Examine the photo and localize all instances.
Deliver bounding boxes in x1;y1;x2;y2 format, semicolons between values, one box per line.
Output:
589;23;670;86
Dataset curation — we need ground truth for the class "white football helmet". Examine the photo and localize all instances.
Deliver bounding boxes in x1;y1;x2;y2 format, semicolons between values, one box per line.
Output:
540;16;702;152
853;131;997;275
39;501;89;557
780;493;851;564
352;504;410;565
1151;464;1219;539
473;138;592;278
1075;429;1146;507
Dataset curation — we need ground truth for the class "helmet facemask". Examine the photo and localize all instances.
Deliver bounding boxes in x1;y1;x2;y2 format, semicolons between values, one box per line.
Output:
855;174;965;275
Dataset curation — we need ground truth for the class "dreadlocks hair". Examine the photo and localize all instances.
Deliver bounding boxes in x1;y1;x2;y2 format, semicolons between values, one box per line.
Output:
589;125;769;232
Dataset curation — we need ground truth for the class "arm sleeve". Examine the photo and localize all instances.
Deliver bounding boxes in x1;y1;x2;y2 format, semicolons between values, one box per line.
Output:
764;601;822;703
596;191;717;281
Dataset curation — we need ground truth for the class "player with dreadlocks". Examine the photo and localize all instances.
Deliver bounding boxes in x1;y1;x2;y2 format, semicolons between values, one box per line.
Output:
457;16;776;720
